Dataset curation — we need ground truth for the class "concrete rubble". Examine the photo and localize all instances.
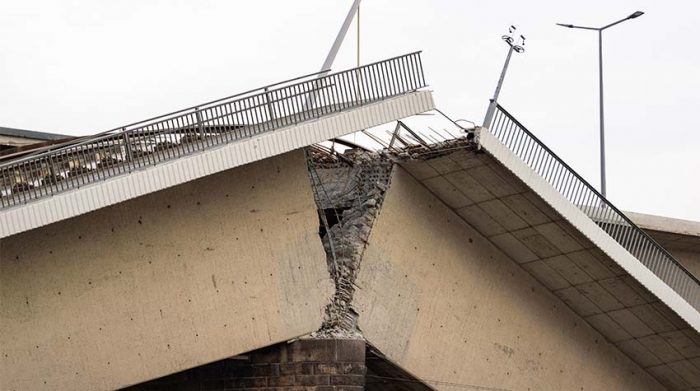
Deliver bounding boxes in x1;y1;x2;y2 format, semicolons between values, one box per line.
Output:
305;146;393;339
303;137;476;339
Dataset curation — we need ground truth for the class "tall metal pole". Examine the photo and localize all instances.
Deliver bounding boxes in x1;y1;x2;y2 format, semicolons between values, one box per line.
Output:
598;30;606;197
305;0;362;110
355;4;361;143
483;45;514;129
483;29;525;129
320;0;362;74
357;4;361;68
556;11;643;198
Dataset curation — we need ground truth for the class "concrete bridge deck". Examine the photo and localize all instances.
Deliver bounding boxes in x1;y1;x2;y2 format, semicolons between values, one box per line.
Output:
2;52;699;390
395;145;700;389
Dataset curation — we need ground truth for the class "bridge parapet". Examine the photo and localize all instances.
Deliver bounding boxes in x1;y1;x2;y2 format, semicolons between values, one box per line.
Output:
0;52;426;210
487;104;699;314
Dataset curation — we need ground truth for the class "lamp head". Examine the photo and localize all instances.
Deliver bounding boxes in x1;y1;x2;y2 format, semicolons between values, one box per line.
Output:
628;11;644;19
556;23;575;28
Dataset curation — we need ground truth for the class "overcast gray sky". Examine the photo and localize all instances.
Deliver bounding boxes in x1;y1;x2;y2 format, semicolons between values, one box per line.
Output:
1;0;698;221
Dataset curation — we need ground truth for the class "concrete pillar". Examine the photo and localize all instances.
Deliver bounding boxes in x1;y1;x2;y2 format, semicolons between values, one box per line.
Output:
125;339;367;390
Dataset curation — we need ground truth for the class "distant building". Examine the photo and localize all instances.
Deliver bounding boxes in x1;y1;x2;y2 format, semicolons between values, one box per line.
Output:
0;126;71;155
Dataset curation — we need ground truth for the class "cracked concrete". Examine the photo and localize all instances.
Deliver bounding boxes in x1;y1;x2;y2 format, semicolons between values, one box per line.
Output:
306;146;393;339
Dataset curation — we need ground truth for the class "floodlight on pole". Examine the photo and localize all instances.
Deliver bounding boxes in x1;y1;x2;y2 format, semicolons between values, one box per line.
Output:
556;11;644;198
483;26;526;129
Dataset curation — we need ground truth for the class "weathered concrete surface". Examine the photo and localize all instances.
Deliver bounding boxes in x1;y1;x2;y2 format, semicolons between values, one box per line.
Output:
0;150;333;391
478;130;699;328
355;167;664;391
394;141;700;389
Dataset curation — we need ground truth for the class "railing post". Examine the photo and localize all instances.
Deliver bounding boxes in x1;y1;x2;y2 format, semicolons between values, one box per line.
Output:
122;129;134;170
195;107;204;136
47;153;59;192
264;87;276;123
194;107;208;148
355;68;363;104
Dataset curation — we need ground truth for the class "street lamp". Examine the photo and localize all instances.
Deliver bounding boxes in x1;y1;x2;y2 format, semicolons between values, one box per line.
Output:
556;11;644;198
483;26;526;129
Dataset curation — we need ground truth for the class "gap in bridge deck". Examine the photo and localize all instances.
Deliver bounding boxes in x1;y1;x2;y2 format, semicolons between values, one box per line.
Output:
305;145;393;339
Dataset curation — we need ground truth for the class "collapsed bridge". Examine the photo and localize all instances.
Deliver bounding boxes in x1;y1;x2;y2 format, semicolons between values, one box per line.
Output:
1;52;699;391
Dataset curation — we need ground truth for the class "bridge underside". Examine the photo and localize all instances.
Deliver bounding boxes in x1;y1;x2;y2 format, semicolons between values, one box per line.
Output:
3;134;699;390
0;150;333;391
380;143;700;390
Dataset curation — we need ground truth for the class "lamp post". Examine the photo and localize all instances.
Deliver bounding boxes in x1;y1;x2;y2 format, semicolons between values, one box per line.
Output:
483;26;525;129
556;11;644;198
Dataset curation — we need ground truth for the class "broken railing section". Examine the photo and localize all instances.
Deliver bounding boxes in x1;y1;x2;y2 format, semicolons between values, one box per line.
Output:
306;145;393;338
303;120;477;338
489;104;700;310
0;51;426;209
350;110;476;158
300;114;473;337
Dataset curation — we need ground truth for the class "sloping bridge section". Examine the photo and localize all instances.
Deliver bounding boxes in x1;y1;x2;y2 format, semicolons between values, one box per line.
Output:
355;166;666;390
484;105;699;323
386;106;700;389
0;52;433;238
0;53;436;390
1;150;333;391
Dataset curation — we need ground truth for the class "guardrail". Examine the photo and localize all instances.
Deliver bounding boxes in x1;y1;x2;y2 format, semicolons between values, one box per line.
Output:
0;52;426;209
490;104;699;309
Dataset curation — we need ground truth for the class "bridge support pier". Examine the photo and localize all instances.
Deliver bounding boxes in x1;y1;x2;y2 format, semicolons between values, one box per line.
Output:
125;339;367;390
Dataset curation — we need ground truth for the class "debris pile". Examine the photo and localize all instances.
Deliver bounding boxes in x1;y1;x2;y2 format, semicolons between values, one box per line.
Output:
304;134;476;338
306;146;392;339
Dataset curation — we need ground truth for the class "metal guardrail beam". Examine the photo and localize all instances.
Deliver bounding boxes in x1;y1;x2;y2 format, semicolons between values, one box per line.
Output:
489;104;699;310
0;52;426;209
